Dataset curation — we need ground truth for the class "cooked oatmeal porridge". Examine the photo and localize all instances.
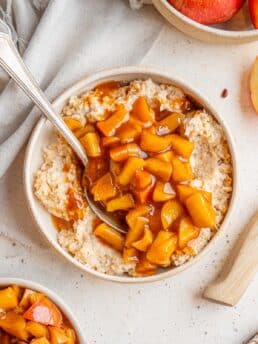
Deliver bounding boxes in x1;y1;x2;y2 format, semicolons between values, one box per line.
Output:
34;79;233;277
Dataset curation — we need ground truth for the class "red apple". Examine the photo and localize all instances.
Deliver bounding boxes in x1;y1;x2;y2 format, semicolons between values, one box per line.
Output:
168;0;246;25
249;0;258;28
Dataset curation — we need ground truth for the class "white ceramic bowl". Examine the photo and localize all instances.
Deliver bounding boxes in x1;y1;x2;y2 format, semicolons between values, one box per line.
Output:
0;277;84;342
24;66;238;283
152;0;258;43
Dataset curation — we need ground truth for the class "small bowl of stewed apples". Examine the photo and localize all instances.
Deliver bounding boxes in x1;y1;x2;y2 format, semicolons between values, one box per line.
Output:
0;278;84;343
25;66;237;282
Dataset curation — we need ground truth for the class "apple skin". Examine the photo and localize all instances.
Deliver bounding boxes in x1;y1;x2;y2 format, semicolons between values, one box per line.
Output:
168;0;246;25
249;0;258;29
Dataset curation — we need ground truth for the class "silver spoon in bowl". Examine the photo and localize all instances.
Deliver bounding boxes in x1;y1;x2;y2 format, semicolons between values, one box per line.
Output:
0;21;127;234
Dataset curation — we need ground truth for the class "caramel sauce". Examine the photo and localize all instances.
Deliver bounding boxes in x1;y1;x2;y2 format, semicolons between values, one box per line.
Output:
52;215;74;232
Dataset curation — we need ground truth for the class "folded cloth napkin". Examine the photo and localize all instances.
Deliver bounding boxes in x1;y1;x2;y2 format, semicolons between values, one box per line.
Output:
0;0;162;178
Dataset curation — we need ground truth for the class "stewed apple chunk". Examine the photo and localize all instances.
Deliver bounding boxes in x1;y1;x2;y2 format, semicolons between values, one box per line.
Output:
172;158;194;182
97;104;128;136
0;285;19;310
80;132;101;157
94;223;125;251
106;194;135;212
186;192;215;228
134;255;157;277
178;217;199;249
132;96;154;124
140;130;172;152
161;200;184;230
146;231;177;267
170;134;194;159
117;157;145;185
156;112;183;134
91;173;117;202
125;217;149;248
153;181;176;202
132;227;153;252
145;158;172;182
68;80;218;277
110;143;142;162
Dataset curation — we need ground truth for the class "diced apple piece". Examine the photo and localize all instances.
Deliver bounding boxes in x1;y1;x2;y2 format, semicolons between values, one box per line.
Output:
132;96;154;124
94;223;125;251
19;289;35;309
0;311;28;340
134;177;155;204
172;158;194;182
126;205;151;228
177;184;212;203
97;104;128;136
91;173;117;202
178;216;199;249
0;286;19;310
134;255;157;277
29;292;44;305
146;231;177;267
145;158;172;182
132;227;153;252
155;151;175;163
49;327;70;344
186;192;216;228
168;0;245;25
26;321;49;338
125;217;149;248
74;124;95;139
110;143;141;162
250;56;258;113
134;170;152;190
156;112;183;134
102;136;120;147
250;0;258;29
140;130;172;152
116;121;142;143
106;194;135;212
63;117;83;131
80;132;102;157
117;157;145;185
123;247;139;264
153;181;176;202
170;134;194;159
23;297;63;327
65;328;76;344
161;199;184;229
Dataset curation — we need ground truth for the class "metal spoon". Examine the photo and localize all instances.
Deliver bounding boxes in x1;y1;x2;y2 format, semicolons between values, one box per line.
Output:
0;21;126;234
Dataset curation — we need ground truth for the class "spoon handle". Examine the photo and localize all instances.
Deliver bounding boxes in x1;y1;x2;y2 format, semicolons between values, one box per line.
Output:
204;212;258;306
0;32;88;166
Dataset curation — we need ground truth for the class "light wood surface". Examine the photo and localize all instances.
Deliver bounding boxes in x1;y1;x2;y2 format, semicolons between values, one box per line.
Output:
204;212;258;306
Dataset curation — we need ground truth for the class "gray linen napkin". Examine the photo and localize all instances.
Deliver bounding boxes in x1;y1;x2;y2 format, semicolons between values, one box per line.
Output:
0;0;162;178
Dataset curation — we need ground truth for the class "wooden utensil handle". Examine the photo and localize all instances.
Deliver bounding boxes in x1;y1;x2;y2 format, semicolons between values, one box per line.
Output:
204;212;258;306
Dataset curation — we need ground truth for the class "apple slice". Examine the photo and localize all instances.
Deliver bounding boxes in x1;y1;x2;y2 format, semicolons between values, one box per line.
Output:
168;0;246;25
249;0;258;28
250;56;258;113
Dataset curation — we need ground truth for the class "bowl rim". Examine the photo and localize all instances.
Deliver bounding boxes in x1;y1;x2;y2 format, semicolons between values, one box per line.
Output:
0;277;84;342
153;0;258;39
24;65;238;283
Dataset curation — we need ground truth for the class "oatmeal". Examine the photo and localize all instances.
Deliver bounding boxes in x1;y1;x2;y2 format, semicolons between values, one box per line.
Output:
34;79;233;277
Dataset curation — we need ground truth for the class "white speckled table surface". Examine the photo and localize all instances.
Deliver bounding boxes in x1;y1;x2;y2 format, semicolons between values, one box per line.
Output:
1;13;258;344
